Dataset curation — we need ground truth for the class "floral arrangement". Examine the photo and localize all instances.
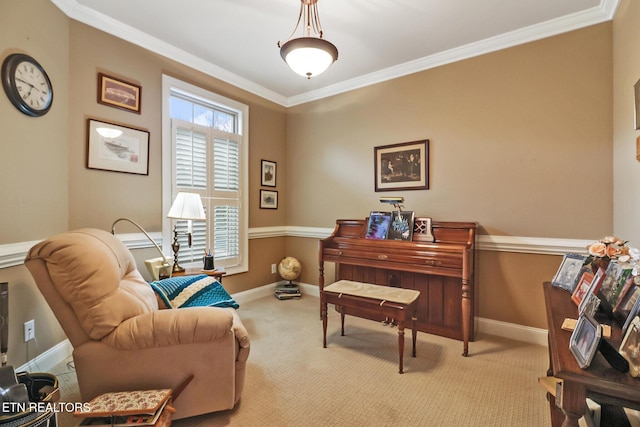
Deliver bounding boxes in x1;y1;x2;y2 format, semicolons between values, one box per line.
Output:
586;236;629;260
586;236;640;282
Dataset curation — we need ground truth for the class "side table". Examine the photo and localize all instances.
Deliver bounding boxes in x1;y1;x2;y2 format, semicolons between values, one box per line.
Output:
171;266;226;283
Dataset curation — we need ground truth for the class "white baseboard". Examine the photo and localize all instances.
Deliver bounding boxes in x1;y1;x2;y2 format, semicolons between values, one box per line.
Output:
25;281;547;372
17;339;73;373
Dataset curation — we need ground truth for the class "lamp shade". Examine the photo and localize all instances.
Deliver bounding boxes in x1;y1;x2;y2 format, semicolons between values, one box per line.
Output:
167;192;206;220
280;37;338;78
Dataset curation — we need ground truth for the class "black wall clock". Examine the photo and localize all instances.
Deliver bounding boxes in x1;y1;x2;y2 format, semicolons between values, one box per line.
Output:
1;53;53;117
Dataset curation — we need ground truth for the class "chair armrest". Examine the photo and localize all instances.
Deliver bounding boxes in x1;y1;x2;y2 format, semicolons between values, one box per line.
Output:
230;309;250;362
102;307;234;350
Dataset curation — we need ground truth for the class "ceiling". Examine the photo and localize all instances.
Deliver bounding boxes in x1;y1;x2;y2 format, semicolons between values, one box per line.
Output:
52;0;617;107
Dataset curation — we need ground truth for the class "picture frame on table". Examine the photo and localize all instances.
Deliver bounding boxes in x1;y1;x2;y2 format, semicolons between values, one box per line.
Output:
551;253;587;292
571;271;594;306
365;211;392;240
569;313;602;369
374;140;428;192
622;296;640;336
598;261;624;305
613;283;640;327
578;277;602;318
619;316;640;377
86;118;150;175
97;73;141;114
261;160;276;187
387;211;415;241
259;190;278;209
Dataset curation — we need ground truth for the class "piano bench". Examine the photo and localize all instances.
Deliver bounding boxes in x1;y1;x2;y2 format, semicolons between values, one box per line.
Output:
320;280;420;373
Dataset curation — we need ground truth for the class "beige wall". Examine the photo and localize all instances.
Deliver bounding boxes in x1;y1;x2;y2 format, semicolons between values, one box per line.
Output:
0;0;70;368
286;23;612;330
613;1;640;244
0;0;627;366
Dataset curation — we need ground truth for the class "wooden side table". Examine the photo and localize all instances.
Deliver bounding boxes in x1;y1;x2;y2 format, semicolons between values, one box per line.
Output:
171;266;226;283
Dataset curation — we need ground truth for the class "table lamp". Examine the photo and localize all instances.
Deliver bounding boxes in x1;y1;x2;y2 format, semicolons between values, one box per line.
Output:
167;192;206;273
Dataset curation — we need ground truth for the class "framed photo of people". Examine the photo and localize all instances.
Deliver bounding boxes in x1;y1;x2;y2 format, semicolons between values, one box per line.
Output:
374;140;428;192
569;314;602;369
552;253;587;292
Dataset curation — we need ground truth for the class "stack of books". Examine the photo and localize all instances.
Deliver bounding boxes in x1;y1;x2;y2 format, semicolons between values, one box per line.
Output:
275;283;302;300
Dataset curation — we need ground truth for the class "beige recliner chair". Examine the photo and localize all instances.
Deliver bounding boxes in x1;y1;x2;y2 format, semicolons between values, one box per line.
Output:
24;228;249;420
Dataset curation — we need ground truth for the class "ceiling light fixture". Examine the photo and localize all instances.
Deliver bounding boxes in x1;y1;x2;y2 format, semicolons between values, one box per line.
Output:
278;0;338;79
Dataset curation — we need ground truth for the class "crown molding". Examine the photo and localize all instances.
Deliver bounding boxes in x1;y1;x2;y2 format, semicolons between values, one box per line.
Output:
50;0;288;106
51;0;618;107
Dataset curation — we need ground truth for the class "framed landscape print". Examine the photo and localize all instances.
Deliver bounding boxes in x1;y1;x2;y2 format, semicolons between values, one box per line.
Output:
86;119;149;175
97;73;141;114
374;140;428;192
259;190;278;209
261;160;276;187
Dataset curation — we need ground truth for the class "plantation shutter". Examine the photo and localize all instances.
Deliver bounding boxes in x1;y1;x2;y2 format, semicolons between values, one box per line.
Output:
171;120;242;266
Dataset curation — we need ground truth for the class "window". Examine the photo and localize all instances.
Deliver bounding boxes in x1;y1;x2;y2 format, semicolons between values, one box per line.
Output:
162;76;248;274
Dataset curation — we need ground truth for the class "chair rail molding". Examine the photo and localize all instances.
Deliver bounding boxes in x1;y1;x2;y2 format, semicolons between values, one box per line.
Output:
0;227;592;269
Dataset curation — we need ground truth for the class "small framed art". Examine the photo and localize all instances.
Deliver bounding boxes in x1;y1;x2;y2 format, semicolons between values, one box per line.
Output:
552;253;587;292
569;314;602;369
97;73;141;114
261;160;276;187
374;140;428;192
619;316;640;377
571;271;594;306
259;189;278;209
86;119;149;175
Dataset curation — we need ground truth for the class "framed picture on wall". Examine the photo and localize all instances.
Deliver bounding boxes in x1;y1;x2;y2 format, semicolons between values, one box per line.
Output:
374;140;429;192
97;73;142;114
86;118;150;175
261;160;276;187
260;189;278;209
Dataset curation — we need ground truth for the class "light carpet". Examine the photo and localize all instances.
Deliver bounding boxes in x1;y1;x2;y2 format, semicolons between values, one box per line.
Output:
52;294;552;426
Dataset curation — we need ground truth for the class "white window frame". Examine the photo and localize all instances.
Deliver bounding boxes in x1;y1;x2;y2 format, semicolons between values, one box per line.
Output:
161;75;249;275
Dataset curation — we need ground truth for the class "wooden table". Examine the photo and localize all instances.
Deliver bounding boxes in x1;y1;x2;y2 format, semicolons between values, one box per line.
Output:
543;281;640;427
171;266;226;283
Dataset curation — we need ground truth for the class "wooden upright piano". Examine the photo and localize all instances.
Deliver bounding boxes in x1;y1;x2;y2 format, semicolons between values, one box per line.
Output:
318;218;477;356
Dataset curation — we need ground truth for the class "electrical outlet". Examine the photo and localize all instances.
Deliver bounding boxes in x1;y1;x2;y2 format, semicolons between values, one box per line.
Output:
271;263;277;274
24;319;35;342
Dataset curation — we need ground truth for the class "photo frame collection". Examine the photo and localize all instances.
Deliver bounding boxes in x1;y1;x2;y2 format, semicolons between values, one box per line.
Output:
259;160;278;209
551;253;640;372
